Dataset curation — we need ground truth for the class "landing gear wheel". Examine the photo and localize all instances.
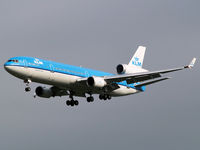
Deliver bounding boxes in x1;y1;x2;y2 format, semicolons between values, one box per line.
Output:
66;100;79;106
66;100;71;106
103;95;107;100
107;95;111;100
25;87;31;92
87;97;91;102
24;79;31;92
74;100;79;106
70;100;75;106
66;91;80;107
99;95;103;100
87;96;94;103
90;96;94;102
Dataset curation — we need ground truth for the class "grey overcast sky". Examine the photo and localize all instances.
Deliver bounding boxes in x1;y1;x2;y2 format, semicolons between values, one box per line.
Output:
0;0;199;150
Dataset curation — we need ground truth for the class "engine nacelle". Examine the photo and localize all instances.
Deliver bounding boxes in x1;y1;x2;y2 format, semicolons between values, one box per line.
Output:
116;64;131;74
116;64;148;74
35;86;53;98
87;76;107;88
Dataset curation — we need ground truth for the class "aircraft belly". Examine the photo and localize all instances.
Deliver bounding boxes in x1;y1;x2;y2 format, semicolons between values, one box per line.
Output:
51;72;78;85
109;85;140;96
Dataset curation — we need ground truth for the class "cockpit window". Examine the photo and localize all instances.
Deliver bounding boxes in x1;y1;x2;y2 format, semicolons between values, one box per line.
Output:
7;60;19;63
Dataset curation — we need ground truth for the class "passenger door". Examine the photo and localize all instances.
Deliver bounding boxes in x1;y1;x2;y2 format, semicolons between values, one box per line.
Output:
23;59;31;78
49;64;55;81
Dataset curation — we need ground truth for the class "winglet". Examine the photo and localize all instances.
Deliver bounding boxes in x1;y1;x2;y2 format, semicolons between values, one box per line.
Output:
185;58;196;68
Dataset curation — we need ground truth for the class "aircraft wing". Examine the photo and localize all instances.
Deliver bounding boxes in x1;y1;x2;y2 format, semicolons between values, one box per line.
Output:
104;58;196;85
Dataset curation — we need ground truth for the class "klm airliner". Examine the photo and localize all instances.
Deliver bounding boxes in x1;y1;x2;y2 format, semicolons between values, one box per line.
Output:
4;46;196;106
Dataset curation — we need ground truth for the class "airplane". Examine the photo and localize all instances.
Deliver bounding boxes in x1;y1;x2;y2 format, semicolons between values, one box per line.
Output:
4;46;196;107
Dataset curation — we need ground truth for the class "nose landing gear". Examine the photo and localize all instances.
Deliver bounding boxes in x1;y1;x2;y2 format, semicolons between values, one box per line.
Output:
24;79;31;92
25;87;31;92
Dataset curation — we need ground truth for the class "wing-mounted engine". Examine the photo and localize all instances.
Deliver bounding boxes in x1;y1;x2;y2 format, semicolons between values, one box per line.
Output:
35;86;67;98
87;76;107;88
35;86;53;98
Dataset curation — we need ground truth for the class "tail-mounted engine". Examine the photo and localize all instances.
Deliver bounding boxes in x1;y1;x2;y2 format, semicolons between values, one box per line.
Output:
116;64;148;74
116;64;131;74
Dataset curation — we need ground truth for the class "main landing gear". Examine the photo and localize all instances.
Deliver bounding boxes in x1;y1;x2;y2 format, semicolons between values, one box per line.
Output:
87;96;94;103
99;94;111;100
24;79;31;92
66;94;79;107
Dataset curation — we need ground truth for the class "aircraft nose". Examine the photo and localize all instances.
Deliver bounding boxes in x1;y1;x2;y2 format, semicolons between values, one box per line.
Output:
4;63;10;72
4;64;18;77
4;61;14;73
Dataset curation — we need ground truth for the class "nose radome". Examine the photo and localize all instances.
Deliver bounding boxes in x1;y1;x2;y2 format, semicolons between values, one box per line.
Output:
4;65;18;77
4;65;11;72
4;63;25;78
4;64;8;71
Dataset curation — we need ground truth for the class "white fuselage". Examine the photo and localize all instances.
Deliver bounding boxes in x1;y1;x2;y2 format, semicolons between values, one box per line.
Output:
5;65;140;97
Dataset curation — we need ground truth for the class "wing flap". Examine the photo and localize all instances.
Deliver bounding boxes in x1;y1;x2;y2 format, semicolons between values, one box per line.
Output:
126;73;161;84
134;77;170;87
105;83;120;91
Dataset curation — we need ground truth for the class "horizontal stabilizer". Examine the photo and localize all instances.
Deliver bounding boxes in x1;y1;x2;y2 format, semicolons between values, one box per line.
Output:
135;77;170;87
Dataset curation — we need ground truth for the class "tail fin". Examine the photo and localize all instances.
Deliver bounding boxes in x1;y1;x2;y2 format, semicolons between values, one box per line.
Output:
128;46;146;68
